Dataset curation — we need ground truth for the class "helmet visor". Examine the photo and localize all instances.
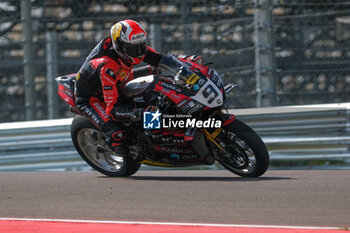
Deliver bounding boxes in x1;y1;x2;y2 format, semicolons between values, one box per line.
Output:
119;40;147;59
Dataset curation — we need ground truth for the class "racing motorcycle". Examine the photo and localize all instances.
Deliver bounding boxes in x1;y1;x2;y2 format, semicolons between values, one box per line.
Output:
56;54;269;177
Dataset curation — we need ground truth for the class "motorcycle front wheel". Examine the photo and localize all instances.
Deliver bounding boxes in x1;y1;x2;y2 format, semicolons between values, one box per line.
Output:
217;119;270;177
70;115;141;177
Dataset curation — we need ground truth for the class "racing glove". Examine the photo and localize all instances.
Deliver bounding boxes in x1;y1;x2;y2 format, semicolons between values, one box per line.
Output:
177;54;203;65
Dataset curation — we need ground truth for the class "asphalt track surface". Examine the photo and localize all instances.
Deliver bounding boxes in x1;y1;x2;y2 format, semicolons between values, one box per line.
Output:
0;170;349;229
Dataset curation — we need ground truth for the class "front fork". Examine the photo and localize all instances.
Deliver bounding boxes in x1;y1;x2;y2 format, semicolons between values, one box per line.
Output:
200;113;236;151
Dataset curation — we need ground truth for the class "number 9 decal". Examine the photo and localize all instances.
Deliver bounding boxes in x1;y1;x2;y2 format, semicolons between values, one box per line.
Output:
202;84;218;104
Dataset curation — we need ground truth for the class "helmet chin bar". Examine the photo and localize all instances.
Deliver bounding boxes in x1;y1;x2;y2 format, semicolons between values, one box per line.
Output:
119;52;145;66
117;57;133;67
113;45;133;67
112;40;144;66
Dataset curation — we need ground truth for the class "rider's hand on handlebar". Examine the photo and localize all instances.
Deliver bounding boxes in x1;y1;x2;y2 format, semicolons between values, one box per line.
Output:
187;55;203;65
177;54;203;65
150;66;162;75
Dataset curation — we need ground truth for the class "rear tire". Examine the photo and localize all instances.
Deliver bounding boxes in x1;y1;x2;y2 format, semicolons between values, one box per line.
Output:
70;115;141;177
217;119;269;177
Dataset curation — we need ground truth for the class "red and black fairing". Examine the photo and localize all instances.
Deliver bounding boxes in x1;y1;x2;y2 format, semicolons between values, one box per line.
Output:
57;74;77;108
140;55;236;165
152;56;226;115
145;114;236;165
148;129;202;163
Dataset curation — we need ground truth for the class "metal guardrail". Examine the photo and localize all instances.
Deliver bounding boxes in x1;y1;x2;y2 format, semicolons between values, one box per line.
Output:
0;103;349;171
0;118;88;171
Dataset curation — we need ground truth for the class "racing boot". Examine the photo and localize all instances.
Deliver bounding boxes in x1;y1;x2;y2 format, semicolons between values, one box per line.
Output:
109;129;129;157
111;143;129;157
102;122;129;157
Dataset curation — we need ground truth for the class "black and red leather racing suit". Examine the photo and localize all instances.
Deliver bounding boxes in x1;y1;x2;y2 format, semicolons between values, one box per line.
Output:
75;37;162;154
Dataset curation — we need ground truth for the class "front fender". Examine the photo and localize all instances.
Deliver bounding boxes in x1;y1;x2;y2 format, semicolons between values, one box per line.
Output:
220;113;236;127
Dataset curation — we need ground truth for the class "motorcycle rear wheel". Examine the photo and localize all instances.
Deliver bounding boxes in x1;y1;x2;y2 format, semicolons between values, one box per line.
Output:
70;115;141;177
217;119;270;177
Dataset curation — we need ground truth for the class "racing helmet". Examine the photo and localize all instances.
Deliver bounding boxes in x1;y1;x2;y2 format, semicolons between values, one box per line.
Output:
110;20;148;66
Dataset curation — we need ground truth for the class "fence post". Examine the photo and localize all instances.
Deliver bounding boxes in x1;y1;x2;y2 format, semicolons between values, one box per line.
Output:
46;31;58;119
181;0;191;54
254;0;276;107
150;24;162;52
21;0;36;120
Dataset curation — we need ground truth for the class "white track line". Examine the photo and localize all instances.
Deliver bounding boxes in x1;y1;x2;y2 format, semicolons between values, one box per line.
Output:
0;218;341;230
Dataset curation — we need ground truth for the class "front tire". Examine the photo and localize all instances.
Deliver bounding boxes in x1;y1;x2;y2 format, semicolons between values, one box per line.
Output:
70;115;141;177
217;119;270;177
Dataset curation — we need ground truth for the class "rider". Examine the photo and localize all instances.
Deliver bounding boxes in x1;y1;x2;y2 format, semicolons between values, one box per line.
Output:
75;19;163;157
75;19;206;160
